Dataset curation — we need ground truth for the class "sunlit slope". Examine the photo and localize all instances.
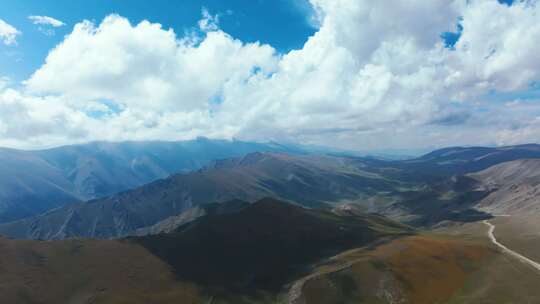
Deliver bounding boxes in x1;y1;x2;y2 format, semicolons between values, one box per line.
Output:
298;235;492;304
299;225;540;304
469;159;540;215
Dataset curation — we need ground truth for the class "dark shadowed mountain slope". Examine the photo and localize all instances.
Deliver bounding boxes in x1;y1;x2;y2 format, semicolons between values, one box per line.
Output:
134;197;412;292
0;139;299;223
0;153;401;239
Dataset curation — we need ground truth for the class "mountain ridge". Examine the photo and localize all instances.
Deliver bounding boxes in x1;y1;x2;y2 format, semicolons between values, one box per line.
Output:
0;153;399;239
0;139;302;223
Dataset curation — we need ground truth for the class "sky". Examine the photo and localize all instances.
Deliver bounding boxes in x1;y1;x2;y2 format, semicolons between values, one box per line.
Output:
1;0;540;151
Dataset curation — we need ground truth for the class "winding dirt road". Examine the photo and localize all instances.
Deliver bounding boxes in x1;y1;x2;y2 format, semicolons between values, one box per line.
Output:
483;220;540;272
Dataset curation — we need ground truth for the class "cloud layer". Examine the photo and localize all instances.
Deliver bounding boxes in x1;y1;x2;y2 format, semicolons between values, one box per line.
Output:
2;0;540;150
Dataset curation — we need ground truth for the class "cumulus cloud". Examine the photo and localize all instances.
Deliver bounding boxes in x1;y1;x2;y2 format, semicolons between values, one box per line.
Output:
3;1;540;149
0;19;21;45
28;15;65;27
27;14;277;113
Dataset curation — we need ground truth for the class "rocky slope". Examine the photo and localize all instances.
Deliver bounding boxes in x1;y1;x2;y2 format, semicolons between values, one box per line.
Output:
469;159;540;215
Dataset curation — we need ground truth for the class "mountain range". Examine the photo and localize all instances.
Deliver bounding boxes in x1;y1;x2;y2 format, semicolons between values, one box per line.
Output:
3;143;540;240
0;153;399;239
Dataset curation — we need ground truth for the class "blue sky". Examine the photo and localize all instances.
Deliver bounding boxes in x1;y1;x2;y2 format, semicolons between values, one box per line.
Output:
0;0;316;82
1;0;540;151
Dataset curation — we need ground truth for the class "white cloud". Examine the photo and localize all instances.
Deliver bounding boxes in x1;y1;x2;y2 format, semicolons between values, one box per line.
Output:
0;19;21;45
3;1;540;150
0;88;92;148
28;15;65;27
198;8;220;32
27;14;277;112
444;0;540;96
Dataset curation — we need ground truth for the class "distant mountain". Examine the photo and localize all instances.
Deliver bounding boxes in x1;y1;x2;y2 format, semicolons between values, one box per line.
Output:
0;138;300;223
0;153;401;239
401;144;540;176
339;144;540;225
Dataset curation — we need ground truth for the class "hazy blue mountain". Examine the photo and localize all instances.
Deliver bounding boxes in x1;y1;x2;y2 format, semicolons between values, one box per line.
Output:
0;153;402;239
0;138;301;223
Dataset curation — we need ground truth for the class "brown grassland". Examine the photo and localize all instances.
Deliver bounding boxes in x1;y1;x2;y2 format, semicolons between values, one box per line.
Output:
3;220;540;303
301;235;493;304
0;236;204;304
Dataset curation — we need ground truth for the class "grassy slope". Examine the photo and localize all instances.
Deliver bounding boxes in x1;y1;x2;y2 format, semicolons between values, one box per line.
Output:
485;215;540;265
299;219;540;304
300;235;493;304
3;222;540;304
437;222;540;303
0;236;204;304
